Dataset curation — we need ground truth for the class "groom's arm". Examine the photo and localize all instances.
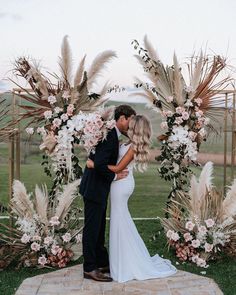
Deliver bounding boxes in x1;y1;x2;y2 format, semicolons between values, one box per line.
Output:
93;135;116;183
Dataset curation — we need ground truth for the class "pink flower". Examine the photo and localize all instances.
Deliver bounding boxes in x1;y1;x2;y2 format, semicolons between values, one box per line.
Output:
31;242;40;252
44;236;54;245
205;219;215;228
162;110;173;117
62;233;72;243
54;107;63;114
188;131;197;141
191;239;201;248
106;120;116;129
195;110;204;118
196;257;207;268
185;221;195;231
38;255;48;266
51;244;61;255
204;243;213;253
52;118;62;128
161;121;168;129
21;233;31;244
182;111;189;121
62;90;70;99
176;107;184;114
184;232;193;242
171;232;180;242
49;216;60;226
44;110;53;120
194;97;202;106
48;95;57;104
67;104;75;116
166;230;174;239
166;96;174;103
61;113;69;122
198;225;207;235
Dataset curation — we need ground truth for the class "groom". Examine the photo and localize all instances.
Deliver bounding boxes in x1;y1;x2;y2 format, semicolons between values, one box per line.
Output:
79;104;136;282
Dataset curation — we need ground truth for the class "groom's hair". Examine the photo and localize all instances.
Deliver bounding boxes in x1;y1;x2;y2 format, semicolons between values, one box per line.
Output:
114;104;136;121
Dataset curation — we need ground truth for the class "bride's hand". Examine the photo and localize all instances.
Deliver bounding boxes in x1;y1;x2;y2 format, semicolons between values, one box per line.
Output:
86;159;94;169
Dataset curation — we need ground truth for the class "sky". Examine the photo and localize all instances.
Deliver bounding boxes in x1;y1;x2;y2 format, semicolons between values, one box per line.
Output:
0;0;236;96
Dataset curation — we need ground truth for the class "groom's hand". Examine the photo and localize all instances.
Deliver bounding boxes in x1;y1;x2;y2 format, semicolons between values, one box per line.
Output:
116;169;129;180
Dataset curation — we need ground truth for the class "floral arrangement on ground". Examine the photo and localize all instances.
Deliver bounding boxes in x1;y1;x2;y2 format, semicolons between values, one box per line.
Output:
0;179;82;269
161;162;236;268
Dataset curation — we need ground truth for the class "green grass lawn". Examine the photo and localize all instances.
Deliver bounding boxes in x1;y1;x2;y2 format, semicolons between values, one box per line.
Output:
1;220;235;295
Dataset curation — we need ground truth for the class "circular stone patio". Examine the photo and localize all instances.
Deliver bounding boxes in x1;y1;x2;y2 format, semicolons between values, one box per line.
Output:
15;264;223;295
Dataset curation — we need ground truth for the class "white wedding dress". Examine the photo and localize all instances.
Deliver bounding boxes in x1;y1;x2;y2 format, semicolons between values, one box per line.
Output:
109;143;177;283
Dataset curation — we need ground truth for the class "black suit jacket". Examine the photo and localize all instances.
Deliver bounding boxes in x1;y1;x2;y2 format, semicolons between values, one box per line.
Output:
79;127;119;204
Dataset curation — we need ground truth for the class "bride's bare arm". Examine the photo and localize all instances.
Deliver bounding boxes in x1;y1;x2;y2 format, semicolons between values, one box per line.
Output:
108;147;134;173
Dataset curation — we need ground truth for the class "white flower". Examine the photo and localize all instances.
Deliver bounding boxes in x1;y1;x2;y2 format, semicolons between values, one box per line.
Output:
48;95;57;104
36;127;46;136
38;255;47;266
171;232;180;241
192;255;199;263
49;216;60;226
62;232;72;243
166;230;174;239
25;127;34;135
160;121;168;129
51;244;62;255
75;234;82;243
198;225;207;235
183;232;193;242
191;239;201;248
205;219;215;228
44;110;53;120
44;236;54;245
173;163;179;173
61;113;69;122
185;221;195;231
166;96;174;103
184;99;193;107
21;233;31;244
52;118;62;128
204;243;213;253
196;257;207;268
54;107;63;114
31;242;40;252
62;90;71;99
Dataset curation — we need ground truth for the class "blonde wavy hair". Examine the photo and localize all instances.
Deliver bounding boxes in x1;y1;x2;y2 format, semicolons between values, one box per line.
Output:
127;115;152;171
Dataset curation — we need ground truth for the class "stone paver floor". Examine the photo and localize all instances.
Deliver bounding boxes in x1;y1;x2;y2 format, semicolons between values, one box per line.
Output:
15;264;223;295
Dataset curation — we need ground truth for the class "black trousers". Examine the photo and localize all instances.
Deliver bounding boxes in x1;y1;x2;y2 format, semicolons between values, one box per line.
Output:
83;198;109;272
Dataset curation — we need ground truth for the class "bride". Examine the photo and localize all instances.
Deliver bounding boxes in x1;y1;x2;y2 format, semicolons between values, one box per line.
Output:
86;115;176;283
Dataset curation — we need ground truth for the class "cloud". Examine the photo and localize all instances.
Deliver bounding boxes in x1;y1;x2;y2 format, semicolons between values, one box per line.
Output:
0;80;9;92
0;12;22;21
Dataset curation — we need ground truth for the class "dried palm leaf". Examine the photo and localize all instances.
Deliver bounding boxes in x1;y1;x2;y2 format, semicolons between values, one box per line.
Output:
58;35;72;87
223;180;236;218
74;54;86;88
87;50;117;88
55;179;80;221
35;184;49;225
11;180;35;218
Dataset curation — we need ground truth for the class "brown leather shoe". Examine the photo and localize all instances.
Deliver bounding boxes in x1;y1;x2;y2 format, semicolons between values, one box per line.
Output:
98;266;110;273
84;269;113;282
